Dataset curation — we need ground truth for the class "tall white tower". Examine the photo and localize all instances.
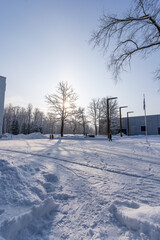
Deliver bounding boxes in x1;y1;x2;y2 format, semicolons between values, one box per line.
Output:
0;76;6;137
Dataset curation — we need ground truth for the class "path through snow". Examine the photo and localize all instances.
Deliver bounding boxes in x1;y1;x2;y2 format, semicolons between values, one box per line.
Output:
0;134;160;239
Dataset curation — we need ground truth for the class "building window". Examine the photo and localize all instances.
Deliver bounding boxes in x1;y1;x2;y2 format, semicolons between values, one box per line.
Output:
158;128;160;135
141;126;146;131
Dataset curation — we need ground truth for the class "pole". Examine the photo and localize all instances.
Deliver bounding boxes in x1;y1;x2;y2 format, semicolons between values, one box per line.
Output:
107;98;110;139
127;112;129;136
107;97;117;139
119;106;128;137
120;107;122;137
127;111;134;136
143;94;148;143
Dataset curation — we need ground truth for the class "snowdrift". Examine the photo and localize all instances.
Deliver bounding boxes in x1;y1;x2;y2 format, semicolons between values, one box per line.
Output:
109;200;160;240
0;197;57;240
3;132;48;140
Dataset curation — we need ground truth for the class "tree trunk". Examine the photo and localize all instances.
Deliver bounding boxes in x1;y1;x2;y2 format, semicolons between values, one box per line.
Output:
61;118;64;137
83;122;86;135
98;119;101;135
95;124;97;136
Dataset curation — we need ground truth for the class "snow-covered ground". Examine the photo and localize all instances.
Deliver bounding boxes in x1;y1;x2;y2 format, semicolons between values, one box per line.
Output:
0;133;160;240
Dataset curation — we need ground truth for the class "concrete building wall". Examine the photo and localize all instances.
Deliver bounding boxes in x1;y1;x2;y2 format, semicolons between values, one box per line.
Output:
0;76;6;137
122;114;160;135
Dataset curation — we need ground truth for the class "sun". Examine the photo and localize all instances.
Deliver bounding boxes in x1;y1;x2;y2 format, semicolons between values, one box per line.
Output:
64;101;70;108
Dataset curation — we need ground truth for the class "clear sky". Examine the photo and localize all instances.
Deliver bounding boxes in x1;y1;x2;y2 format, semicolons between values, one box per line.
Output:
0;0;160;117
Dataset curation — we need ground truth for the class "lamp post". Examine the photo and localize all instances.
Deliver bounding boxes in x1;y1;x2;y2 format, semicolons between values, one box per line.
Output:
127;111;134;136
119;106;128;137
107;97;117;139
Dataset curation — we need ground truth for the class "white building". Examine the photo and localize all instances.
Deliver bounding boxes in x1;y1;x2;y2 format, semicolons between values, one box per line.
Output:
122;114;160;135
0;76;6;137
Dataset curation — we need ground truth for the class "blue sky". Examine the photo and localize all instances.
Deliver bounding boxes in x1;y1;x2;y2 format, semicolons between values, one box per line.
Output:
0;0;160;117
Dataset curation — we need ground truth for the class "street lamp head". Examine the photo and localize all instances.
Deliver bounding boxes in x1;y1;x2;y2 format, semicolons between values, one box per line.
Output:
127;111;134;114
107;97;118;101
120;106;128;109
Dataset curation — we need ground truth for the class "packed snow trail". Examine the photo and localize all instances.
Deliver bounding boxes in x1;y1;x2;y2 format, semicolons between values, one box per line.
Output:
0;135;160;239
0;148;160;183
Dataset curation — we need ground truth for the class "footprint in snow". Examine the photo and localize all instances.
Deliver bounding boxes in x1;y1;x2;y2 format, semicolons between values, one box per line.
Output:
44;173;58;183
0;209;5;215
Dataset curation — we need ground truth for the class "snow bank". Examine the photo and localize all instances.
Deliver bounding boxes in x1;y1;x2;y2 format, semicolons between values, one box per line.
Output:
109;200;160;240
3;132;47;140
24;132;48;139
0;197;57;240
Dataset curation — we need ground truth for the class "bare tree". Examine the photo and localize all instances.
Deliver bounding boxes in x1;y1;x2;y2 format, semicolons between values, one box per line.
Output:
100;97;119;134
46;81;78;137
91;0;160;80
45;112;56;134
27;104;33;134
88;98;101;135
32;108;45;133
77;107;89;135
67;114;79;135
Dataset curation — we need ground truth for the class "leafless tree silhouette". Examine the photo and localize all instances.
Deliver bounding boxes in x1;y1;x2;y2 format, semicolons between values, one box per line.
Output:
91;0;160;80
46;81;78;137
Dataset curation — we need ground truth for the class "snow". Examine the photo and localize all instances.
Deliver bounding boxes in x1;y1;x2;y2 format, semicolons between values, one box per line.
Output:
0;134;160;239
3;132;48;139
0;77;6;137
1;197;57;240
109;201;160;239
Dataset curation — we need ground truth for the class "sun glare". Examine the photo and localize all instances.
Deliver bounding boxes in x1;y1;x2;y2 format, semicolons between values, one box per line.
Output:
64;101;70;108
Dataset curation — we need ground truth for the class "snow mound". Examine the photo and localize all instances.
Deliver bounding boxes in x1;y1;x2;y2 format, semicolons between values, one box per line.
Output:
0;159;27;205
3;132;47;139
109;200;160;240
0;197;57;240
24;132;48;139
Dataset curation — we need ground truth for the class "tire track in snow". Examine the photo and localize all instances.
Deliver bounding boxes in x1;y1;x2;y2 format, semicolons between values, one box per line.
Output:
71;143;160;167
0;148;160;183
52;139;160;166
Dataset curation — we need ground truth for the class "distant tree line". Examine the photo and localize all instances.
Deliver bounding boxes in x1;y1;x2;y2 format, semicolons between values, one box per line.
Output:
3;81;120;136
3;104;46;135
